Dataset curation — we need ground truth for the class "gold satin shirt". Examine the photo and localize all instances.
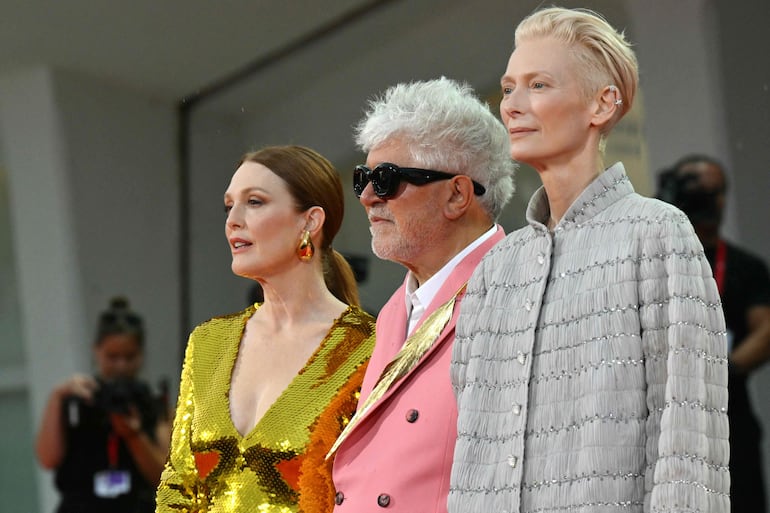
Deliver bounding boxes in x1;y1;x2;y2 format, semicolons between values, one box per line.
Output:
155;305;375;513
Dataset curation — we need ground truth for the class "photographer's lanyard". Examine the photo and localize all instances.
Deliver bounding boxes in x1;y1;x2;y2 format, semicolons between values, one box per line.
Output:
713;239;734;352
94;432;131;498
107;432;120;468
715;239;727;296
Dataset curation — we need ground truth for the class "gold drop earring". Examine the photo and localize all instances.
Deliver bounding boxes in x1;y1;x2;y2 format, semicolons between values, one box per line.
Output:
297;230;314;261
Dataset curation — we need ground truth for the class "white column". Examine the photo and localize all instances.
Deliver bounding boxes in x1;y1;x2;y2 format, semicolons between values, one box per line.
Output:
0;67;89;513
626;0;738;239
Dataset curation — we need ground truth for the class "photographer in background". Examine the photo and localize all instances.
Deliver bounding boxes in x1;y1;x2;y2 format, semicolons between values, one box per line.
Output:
658;154;770;512
35;297;171;513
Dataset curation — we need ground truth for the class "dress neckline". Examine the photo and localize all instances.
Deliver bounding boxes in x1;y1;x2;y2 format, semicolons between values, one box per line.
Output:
225;304;354;439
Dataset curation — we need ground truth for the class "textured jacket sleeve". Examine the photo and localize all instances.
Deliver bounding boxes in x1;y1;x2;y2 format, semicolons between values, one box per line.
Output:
155;331;198;512
638;210;730;512
451;251;489;400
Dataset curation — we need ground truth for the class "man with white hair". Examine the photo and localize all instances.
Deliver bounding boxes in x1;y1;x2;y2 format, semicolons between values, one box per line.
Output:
328;77;516;512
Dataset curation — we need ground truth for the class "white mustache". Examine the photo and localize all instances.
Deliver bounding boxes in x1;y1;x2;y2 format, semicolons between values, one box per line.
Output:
368;208;393;223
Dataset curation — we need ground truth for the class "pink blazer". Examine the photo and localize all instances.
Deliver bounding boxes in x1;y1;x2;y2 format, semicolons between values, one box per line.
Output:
331;226;505;512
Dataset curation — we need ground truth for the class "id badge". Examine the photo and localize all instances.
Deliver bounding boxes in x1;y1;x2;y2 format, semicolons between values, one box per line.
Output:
94;470;131;498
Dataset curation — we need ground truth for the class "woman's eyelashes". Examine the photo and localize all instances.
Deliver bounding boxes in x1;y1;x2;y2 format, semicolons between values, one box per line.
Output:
502;80;546;96
501;79;548;95
224;197;264;214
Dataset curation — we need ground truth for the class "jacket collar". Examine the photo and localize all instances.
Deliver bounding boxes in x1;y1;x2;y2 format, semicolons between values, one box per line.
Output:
526;162;635;232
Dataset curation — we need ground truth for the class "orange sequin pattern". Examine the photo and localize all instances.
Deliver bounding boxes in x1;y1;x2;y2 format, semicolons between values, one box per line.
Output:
155;305;375;513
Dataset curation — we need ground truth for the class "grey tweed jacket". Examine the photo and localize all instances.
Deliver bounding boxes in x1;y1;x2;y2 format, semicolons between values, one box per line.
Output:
450;163;729;513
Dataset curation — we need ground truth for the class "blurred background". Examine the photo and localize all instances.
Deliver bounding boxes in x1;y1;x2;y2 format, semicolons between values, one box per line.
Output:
1;0;768;510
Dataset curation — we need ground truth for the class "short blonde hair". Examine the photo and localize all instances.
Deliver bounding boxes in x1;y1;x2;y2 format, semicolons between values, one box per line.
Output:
515;7;639;134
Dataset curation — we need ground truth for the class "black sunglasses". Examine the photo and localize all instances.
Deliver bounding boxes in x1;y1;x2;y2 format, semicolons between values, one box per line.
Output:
353;162;486;199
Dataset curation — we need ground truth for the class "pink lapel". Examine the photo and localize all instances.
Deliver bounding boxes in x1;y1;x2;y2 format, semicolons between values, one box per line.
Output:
351;226;505;429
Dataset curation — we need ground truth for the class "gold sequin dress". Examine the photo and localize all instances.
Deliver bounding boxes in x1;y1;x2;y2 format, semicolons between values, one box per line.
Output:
156;304;375;513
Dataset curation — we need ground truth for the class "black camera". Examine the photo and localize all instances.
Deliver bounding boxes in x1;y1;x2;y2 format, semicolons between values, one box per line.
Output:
93;378;152;415
64;378;154;430
657;168;722;225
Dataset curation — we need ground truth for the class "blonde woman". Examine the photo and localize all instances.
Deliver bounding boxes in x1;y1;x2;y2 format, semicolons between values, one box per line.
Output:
451;7;729;513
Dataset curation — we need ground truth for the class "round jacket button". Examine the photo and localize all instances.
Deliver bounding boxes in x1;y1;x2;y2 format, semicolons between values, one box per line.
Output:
377;493;391;507
335;492;344;505
405;409;419;423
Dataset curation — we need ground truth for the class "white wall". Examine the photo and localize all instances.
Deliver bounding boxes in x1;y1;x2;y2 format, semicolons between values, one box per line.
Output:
0;84;39;513
628;0;736;234
0;68;89;512
187;110;255;325
53;69;181;389
0;67;181;512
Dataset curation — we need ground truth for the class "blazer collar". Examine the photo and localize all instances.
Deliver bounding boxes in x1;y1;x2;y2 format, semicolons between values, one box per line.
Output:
353;225;505;426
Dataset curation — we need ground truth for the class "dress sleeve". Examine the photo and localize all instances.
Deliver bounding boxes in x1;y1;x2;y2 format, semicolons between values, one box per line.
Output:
639;210;730;512
155;331;199;512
